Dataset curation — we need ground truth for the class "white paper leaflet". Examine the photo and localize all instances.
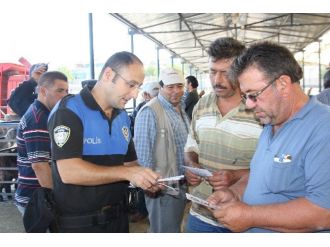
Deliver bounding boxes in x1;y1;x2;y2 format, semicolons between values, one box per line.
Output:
129;175;185;188
157;175;185;182
182;165;213;177
185;193;219;209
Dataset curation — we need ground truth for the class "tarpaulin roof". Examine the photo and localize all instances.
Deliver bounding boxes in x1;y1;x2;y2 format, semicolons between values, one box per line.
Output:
110;13;330;73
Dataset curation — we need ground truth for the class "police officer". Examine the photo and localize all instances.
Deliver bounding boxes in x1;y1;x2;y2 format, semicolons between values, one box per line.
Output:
48;52;161;233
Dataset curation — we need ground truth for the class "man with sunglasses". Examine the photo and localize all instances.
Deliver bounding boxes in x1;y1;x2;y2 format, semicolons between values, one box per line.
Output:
208;41;330;232
48;51;161;233
184;38;262;233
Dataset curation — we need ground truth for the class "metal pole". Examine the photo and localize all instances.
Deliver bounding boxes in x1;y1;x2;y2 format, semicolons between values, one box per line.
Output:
318;40;322;92
129;29;136;108
129;29;135;54
302;50;305;91
88;13;95;79
157;47;160;80
182;62;185;76
171;56;174;68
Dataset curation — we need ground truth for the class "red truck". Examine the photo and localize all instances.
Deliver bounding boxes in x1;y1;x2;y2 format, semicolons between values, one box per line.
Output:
0;63;26;200
0;63;29;118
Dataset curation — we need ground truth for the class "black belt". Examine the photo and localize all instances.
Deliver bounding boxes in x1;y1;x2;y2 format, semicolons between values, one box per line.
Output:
59;203;128;229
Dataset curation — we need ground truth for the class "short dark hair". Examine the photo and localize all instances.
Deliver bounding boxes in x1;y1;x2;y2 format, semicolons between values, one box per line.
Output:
99;51;143;80
186;75;199;88
229;41;303;84
38;71;68;87
323;70;330;89
207;37;245;62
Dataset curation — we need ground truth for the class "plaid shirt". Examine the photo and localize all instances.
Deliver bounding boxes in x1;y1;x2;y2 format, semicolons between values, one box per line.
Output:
134;94;190;175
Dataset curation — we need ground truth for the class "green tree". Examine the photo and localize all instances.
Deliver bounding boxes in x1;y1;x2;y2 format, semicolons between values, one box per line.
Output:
145;64;157;77
57;66;74;82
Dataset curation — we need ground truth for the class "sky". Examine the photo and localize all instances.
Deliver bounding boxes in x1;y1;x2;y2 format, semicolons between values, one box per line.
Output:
0;10;178;83
1;12;134;67
1;11;85;65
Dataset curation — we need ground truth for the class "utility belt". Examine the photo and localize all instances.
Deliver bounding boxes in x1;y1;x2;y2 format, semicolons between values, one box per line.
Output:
58;202;128;229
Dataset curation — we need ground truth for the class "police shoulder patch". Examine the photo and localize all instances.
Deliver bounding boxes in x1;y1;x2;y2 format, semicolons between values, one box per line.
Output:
122;126;129;142
54;125;71;148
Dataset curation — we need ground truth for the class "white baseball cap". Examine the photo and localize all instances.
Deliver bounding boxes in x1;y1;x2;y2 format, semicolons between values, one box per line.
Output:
160;68;185;86
142;81;160;94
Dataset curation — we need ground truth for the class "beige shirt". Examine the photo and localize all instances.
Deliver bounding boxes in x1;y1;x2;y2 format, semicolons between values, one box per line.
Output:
184;92;263;226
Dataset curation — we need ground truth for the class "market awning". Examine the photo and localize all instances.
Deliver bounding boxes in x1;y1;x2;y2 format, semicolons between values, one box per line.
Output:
110;13;330;73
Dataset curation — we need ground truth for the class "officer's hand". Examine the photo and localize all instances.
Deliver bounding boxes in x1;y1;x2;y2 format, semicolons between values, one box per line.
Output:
128;166;161;193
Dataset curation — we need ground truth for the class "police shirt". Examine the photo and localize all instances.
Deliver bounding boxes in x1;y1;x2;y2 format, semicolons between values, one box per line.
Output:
48;86;137;216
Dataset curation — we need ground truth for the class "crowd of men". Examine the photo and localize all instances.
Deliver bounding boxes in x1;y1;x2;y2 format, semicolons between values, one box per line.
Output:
7;37;330;233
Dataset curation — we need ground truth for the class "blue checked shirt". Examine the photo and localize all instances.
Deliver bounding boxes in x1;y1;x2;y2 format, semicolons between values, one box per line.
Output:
134;94;190;175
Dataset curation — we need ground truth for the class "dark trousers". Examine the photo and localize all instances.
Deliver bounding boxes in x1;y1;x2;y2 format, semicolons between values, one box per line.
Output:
136;190;148;216
58;212;129;233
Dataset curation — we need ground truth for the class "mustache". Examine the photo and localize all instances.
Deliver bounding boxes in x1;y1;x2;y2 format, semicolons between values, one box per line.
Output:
213;84;227;90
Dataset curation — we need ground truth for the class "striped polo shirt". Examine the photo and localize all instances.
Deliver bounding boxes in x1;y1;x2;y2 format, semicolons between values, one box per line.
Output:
184;92;262;226
15;100;51;207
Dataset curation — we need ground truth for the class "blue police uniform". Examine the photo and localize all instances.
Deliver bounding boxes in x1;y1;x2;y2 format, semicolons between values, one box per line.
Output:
48;85;137;232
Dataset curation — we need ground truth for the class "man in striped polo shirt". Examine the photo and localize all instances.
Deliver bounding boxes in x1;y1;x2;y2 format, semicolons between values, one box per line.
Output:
15;71;69;216
184;38;262;233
